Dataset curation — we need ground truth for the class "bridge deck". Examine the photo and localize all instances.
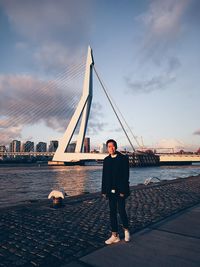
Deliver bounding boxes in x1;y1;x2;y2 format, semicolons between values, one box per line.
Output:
158;154;200;163
1;152;200;164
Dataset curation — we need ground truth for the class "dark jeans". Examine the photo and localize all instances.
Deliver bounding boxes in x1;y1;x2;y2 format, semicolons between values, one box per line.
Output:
108;194;129;232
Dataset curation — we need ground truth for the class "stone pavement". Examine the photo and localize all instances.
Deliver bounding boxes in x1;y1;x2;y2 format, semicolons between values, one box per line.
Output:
79;203;200;267
0;175;200;267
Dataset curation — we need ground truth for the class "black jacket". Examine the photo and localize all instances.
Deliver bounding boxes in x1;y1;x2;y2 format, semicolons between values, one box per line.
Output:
101;151;130;198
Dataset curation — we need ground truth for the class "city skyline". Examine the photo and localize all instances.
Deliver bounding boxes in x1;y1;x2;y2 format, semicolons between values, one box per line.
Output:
0;137;93;153
0;0;200;151
1;135;199;154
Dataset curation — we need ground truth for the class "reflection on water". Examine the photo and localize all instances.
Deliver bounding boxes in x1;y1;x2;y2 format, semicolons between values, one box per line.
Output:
0;165;103;208
52;165;101;196
0;164;200;208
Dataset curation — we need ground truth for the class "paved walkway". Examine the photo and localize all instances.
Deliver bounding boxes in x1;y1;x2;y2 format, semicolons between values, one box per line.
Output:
0;176;200;267
77;203;200;267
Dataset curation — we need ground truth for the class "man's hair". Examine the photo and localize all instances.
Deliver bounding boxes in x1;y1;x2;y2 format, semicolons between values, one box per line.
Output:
106;139;117;149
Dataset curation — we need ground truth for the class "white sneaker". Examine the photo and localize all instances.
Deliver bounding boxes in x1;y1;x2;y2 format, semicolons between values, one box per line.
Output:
105;234;120;245
124;230;131;242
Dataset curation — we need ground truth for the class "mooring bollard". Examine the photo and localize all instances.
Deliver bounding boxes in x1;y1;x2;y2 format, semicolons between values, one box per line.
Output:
52;196;62;207
48;189;66;208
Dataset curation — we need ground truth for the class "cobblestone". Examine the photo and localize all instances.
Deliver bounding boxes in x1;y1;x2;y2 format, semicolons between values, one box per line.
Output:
0;175;200;266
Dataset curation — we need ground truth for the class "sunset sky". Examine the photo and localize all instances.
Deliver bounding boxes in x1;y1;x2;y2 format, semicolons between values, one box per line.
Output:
0;0;200;151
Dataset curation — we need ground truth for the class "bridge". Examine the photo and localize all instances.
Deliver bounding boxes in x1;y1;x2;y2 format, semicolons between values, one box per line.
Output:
1;151;200;166
1;46;198;166
51;46;136;164
50;47;200;166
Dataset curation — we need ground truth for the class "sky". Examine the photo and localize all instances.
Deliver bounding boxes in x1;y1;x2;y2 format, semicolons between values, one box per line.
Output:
0;0;200;152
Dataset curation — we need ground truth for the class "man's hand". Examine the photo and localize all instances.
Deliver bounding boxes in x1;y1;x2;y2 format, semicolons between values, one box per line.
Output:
102;194;106;198
120;193;124;197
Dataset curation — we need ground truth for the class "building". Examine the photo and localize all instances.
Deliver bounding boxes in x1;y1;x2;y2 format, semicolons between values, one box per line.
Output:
84;137;90;153
22;141;34;152
49;140;58;152
9;140;21;152
99;143;107;153
36;142;47;152
0;145;7;152
66;142;76;152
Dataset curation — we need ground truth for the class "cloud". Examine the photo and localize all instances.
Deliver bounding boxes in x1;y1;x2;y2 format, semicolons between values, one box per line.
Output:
155;138;185;152
87;121;107;135
0;0;96;144
0;126;22;145
167;57;181;72
109;127;123;133
0;74;81;144
138;0;190;43
193;129;200;135
15;42;28;50
2;0;93;43
125;0;188;95
87;102;107;135
33;42;86;74
187;0;200;25
136;0;188;64
154;138;199;152
1;0;93;73
126;56;180;94
126;73;176;94
0;76;107;145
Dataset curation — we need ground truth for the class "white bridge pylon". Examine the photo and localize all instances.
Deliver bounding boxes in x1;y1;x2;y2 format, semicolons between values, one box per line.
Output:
53;46;107;162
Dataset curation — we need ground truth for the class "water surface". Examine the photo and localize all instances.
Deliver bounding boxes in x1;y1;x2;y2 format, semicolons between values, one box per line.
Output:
0;164;200;208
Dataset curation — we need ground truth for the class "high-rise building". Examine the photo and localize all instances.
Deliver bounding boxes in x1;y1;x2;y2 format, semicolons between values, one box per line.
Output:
9;140;21;152
84;137;90;153
99;143;107;153
49;140;58;152
0;145;7;152
36;142;47;152
22;141;34;152
66;141;76;152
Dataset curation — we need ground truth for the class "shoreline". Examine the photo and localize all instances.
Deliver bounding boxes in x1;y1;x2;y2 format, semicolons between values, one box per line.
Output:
0;174;200;211
0;174;199;211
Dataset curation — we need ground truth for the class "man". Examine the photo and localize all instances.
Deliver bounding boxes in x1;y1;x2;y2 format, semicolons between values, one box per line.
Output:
102;139;130;245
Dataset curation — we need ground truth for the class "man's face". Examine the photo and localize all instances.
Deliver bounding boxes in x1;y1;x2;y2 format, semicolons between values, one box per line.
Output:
107;142;116;155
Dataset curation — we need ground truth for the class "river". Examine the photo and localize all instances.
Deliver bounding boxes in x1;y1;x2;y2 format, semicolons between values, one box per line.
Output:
0;164;200;208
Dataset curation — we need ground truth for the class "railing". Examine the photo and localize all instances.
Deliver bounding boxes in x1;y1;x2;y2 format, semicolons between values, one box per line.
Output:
0;152;55;157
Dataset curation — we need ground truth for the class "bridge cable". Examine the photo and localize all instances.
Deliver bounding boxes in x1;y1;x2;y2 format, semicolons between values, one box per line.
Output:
98;84;142;149
94;66;135;152
93;66;142;149
1;60;86;131
3;61;85;121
